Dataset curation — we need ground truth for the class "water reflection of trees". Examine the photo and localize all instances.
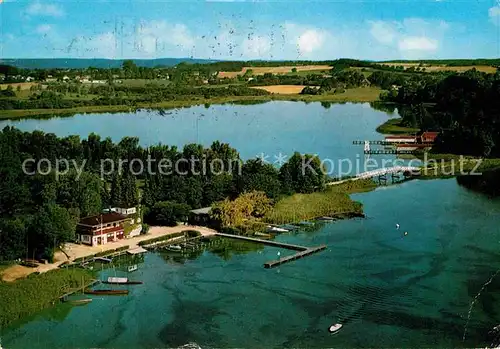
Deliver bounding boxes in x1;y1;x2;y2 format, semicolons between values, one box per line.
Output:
158;224;327;264
89;254;145;272
369;101;398;115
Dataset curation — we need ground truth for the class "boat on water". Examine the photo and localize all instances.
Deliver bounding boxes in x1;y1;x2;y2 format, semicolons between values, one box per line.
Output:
166;245;182;252
329;323;343;334
266;226;289;233
316;216;334;221
84;289;129;295
103;280;143;285
69;298;92;306
127;264;138;272
102;277;142;285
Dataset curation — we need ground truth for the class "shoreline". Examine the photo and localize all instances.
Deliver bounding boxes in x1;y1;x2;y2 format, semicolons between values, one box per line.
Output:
0;87;381;120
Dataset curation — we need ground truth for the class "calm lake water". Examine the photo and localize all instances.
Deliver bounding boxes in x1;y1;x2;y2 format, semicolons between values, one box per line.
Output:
0;102;405;176
2;102;499;348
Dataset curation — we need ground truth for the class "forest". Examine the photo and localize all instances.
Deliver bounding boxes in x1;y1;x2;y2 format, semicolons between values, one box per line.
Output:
380;69;500;157
0;127;325;263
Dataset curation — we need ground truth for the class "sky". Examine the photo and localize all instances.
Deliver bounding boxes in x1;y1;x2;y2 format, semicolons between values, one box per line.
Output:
1;0;500;61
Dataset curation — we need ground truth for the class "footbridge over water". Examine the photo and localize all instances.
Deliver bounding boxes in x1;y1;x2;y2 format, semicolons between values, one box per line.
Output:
328;166;421;186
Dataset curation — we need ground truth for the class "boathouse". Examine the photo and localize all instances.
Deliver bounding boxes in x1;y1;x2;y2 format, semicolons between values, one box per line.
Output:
419;131;439;143
188;207;213;226
76;213;131;246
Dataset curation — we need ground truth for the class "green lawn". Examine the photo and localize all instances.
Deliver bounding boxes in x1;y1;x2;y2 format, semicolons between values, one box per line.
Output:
376;118;420;134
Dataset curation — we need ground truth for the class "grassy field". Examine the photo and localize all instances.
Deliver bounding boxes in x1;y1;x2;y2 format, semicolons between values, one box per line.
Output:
0;87;382;120
380;63;497;74
218;65;332;78
376;118;420;134
0;82;38;90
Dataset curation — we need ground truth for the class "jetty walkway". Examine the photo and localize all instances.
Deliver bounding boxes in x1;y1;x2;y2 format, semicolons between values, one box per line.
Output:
214;233;326;268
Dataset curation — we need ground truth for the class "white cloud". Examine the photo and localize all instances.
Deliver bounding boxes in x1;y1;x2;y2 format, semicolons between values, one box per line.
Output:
26;1;64;17
398;36;438;52
368;18;446;58
489;6;500;24
369;21;397;45
281;22;331;58
52;16;452;60
297;29;325;54
36;24;52;34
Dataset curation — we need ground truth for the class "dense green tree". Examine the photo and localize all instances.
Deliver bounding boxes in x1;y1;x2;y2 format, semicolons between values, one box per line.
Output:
280;152;326;194
146;201;190;226
0;218;28;262
235;159;282;199
29;204;77;260
110;173;122;207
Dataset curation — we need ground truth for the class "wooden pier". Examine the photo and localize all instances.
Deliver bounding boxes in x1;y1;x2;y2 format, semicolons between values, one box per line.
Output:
215;233;308;251
264;245;327;268
353;140;393;145
364;149;416;155
214;233;327;268
59;279;100;301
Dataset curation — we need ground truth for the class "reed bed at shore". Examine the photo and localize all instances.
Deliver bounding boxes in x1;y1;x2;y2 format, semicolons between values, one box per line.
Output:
264;188;364;224
0;268;95;327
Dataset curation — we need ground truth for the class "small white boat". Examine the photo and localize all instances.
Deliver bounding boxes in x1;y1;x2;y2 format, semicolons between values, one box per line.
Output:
329;323;343;333
266;226;289;233
128;265;138;272
167;245;182;251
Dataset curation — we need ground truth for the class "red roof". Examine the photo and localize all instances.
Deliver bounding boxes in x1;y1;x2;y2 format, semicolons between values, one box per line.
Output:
421;131;439;137
78;213;129;227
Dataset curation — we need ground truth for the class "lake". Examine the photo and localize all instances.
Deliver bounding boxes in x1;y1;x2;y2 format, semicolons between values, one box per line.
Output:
0;102;406;176
2;102;499;348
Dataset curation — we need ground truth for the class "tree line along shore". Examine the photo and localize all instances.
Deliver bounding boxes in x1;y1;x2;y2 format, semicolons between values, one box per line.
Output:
1;58;498;119
0;125;379;327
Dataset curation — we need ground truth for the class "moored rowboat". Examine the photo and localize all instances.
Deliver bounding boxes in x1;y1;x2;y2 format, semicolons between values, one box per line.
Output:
102;276;142;285
69;299;92;305
102;280;143;285
84;289;129;295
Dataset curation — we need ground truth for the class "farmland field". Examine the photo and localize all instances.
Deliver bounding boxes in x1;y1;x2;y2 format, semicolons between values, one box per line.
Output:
0;82;38;90
218;65;331;78
251;85;309;94
380;63;497;74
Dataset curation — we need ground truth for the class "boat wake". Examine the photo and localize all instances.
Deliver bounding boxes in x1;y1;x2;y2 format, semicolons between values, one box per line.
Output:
462;270;500;342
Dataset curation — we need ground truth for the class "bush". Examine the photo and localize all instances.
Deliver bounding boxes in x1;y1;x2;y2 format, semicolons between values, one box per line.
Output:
182;230;201;238
138;232;185;246
145;201;191;226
